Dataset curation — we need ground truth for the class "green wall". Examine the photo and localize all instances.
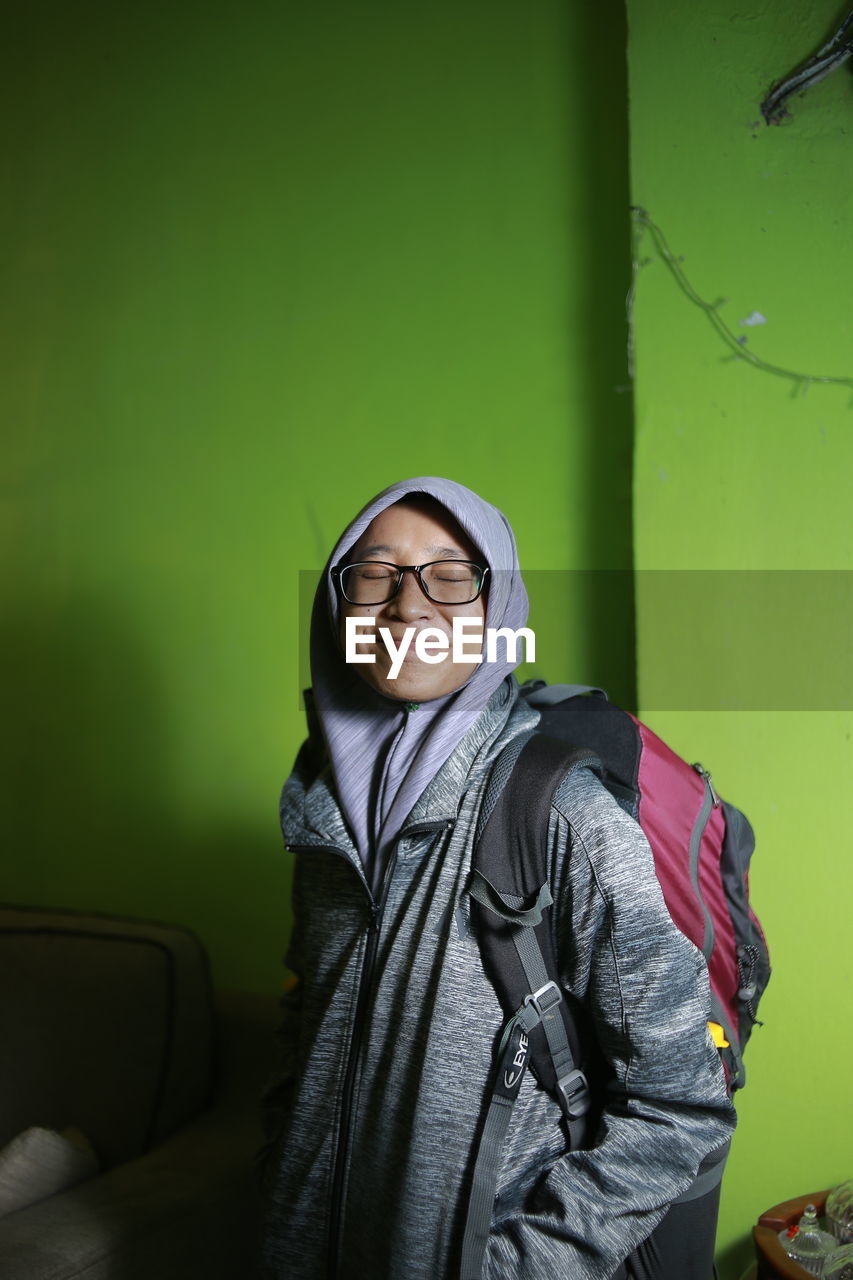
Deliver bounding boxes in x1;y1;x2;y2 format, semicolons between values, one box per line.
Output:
5;1;850;1270
627;1;853;1274
2;2;634;989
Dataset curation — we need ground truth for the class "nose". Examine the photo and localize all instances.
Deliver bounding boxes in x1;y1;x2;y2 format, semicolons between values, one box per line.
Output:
388;568;434;620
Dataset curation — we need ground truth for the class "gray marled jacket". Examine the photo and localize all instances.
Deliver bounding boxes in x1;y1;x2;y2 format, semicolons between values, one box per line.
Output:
257;680;736;1279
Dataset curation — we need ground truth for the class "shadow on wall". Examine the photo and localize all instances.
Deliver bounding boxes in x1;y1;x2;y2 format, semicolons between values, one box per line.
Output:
570;0;637;713
1;593;179;907
1;594;286;987
716;1235;757;1280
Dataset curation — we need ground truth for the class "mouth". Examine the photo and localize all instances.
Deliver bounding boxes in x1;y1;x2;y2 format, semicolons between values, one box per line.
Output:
373;642;447;665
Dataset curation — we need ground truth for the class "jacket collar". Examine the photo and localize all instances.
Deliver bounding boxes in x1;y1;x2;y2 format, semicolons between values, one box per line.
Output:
280;676;539;858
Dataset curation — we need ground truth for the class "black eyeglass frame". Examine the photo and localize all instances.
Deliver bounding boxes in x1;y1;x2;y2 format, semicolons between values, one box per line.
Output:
331;560;490;606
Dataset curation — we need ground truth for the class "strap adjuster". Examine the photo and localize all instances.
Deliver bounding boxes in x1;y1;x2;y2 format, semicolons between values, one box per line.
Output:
523;980;562;1019
557;1067;591;1120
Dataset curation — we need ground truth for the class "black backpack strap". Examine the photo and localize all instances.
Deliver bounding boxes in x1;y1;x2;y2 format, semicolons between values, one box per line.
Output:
460;733;602;1280
521;680;608;705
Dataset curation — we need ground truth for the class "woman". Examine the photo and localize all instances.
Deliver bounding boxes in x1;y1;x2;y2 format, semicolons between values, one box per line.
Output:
257;476;735;1280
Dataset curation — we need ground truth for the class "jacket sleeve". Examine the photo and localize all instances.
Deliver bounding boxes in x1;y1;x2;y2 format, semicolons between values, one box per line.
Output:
253;855;305;1191
485;768;737;1280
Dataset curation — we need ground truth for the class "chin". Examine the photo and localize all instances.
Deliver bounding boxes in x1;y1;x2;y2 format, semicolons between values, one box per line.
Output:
371;662;475;703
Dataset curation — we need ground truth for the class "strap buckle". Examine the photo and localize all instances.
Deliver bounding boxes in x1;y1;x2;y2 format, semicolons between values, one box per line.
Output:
556;1067;591;1121
523;980;563;1019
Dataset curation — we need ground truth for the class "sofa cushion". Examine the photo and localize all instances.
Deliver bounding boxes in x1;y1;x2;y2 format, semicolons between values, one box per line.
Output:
0;1127;99;1219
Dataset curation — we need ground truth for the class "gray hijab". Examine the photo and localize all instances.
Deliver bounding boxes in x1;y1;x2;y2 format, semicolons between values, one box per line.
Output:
308;476;529;889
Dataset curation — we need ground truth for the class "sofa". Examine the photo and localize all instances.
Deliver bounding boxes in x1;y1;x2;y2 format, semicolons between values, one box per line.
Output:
0;904;281;1279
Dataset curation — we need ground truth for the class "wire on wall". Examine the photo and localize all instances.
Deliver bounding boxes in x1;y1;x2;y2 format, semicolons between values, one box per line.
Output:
760;8;853;124
628;207;853;403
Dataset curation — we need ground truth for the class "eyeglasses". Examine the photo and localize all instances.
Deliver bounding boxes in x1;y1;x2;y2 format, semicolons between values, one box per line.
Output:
332;560;489;606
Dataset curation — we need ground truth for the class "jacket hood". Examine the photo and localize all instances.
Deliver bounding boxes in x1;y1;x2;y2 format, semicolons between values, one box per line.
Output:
306;476;530;888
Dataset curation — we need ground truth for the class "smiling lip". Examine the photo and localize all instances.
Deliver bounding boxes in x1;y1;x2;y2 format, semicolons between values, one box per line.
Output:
387;645;444;663
384;631;447;646
374;632;452;663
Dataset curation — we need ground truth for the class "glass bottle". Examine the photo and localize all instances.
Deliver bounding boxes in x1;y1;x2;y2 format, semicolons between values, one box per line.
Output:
778;1203;837;1278
827;1180;853;1245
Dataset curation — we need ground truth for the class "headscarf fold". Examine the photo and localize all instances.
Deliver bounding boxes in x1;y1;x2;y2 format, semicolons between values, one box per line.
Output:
308;476;529;888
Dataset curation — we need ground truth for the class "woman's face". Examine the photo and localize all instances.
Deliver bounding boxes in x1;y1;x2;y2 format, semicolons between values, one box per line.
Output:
336;497;487;702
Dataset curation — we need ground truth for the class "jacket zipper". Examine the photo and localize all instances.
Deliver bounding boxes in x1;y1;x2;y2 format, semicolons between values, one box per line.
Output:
326;860;386;1280
288;816;455;1280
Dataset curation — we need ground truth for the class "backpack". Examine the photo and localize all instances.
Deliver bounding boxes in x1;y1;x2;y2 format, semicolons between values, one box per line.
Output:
459;681;770;1280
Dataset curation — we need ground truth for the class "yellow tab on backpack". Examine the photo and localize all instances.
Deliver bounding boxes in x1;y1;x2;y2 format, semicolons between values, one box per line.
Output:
708;1021;730;1048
